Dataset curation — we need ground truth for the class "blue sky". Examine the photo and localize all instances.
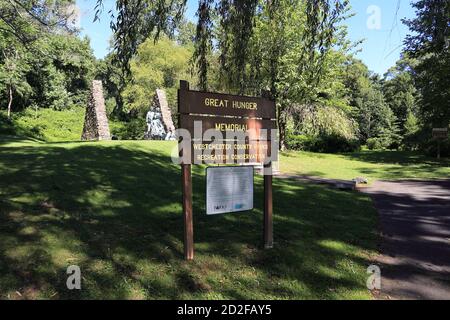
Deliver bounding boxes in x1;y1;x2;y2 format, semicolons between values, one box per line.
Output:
77;0;416;75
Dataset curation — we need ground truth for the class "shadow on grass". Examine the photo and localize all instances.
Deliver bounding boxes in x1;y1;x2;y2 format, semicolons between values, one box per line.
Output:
344;150;449;166
344;150;450;181
0;139;378;299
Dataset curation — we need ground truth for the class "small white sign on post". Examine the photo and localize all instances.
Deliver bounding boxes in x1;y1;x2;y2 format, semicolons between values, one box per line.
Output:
206;166;254;215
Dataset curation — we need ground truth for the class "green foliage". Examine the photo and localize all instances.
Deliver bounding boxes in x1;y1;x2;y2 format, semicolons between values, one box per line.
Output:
366;137;389;151
343;59;401;148
281;149;450;180
295;105;359;140
287;133;360;153
0;48;32;115
0;107;85;141
94;0;186;76
401;112;421;150
383;57;419;132
0;137;378;299
0;0;87;115
95;0;351;148
404;112;419;136
5;0;447;157
1;18;96;113
176;19;196;46
31;35;96;110
366;138;381;151
41;64;72;111
122;37;193;116
0;0;77;44
110;118;146;140
366;126;402;151
355;86;395;141
287;105;360;152
403;0;450;128
0;111;14;134
286;134;313;151
210;0;351;148
422;137;450;158
93;0;349;89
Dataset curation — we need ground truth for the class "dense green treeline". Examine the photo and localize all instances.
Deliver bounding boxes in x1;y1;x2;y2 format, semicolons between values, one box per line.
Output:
1;0;449;155
0;0;95;113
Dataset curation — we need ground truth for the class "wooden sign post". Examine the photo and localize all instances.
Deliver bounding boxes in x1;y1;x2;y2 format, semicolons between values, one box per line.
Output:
178;80;277;260
264;161;273;249
432;128;448;159
179;81;194;260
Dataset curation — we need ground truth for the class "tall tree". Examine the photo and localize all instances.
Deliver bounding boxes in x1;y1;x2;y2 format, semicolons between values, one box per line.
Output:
0;48;31;117
94;0;348;83
383;56;419;134
355;79;397;143
94;0;187;75
94;0;350;146
122;37;194;115
0;0;77;45
213;0;350;148
0;0;86;114
403;0;450;128
344;58;399;146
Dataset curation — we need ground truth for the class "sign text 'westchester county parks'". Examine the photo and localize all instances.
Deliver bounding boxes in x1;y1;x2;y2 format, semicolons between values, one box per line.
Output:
178;88;278;165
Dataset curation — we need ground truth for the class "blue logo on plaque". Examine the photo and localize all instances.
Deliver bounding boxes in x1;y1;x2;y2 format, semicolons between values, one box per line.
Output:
235;203;244;210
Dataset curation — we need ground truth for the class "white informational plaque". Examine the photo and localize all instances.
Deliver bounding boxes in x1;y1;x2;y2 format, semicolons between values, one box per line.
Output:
206;166;254;215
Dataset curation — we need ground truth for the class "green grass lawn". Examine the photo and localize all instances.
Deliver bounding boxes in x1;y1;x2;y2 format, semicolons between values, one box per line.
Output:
1;108;86;142
0;137;378;299
1;108;125;143
280;150;450;182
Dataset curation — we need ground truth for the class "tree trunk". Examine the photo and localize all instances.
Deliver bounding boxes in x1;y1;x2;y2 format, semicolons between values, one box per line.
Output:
277;104;287;151
7;85;12;118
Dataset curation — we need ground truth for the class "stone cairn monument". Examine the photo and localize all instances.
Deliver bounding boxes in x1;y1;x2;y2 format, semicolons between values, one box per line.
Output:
82;80;111;141
145;89;176;140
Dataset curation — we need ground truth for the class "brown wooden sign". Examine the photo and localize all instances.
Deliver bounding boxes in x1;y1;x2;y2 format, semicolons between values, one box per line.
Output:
432;128;448;139
179;89;276;119
432;128;448;159
177;80;275;261
179;115;276;141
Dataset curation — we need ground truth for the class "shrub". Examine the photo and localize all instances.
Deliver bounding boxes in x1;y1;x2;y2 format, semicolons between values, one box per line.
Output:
295;104;360;141
314;134;360;153
286;134;314;150
111;118;146;140
286;133;360;153
366;138;382;150
286;104;360;153
1;107;85;141
401;130;422;151
0;112;15;135
14;107;85;141
367;129;402;150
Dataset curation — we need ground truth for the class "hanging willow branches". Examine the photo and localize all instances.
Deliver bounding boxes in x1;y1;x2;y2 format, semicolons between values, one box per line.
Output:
94;0;187;75
95;0;348;89
301;0;349;87
0;0;78;45
193;0;213;90
216;0;259;92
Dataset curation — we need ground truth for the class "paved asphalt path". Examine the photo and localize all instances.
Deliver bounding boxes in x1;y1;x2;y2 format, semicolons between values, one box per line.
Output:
362;180;450;299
